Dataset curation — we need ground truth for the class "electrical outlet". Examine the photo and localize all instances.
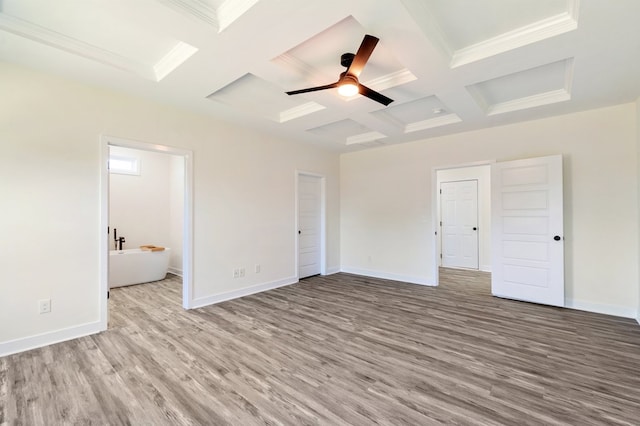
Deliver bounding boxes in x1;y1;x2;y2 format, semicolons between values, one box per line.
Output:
39;299;51;314
233;268;239;278
239;267;245;277
255;264;261;273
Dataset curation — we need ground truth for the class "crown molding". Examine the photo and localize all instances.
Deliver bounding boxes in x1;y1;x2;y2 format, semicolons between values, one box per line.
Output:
486;89;571;116
451;0;580;68
363;69;417;92
0;13;154;80
346;131;387;145
279;102;325;122
217;0;260;32
405;113;462;133
155;0;219;30
153;41;198;81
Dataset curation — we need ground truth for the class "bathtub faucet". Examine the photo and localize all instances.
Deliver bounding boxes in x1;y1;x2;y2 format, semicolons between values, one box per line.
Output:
118;236;125;251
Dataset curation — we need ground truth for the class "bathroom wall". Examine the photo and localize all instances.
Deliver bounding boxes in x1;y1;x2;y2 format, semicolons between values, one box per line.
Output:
110;146;170;251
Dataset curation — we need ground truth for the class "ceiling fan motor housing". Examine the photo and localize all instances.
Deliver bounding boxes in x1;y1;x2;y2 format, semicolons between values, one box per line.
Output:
341;53;355;68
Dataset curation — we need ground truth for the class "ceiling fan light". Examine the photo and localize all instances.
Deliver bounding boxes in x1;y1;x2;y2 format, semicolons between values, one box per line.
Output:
338;82;359;97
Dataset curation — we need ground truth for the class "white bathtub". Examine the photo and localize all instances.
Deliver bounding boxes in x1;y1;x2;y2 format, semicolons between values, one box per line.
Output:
109;248;171;288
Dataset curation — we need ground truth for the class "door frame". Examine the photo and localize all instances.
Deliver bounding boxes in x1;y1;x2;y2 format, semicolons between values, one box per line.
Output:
99;135;194;332
431;160;494;286
439;179;480;270
295;170;327;279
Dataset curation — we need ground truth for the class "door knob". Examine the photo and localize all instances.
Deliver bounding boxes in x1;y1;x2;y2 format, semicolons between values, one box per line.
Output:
473;227;477;231
553;235;561;241
298;230;301;235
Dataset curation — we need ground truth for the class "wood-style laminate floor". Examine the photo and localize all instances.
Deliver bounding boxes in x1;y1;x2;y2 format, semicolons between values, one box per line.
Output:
2;269;640;425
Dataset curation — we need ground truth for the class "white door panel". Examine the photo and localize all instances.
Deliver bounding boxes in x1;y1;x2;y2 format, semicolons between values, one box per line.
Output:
491;155;564;307
298;175;321;278
441;180;479;269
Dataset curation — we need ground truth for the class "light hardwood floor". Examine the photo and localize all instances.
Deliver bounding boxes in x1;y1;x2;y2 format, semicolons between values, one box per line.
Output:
2;269;640;425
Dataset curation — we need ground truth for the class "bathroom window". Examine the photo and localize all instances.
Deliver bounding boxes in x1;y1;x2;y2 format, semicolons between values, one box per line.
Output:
109;155;140;175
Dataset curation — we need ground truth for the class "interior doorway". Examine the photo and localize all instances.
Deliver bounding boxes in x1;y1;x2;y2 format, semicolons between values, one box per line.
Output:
435;163;492;279
296;172;326;279
99;135;194;331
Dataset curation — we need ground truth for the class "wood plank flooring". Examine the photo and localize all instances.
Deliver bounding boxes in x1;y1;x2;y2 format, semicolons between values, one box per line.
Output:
2;269;640;425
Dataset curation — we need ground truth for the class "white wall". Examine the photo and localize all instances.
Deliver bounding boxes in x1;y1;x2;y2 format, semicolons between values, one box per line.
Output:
0;62;340;355
436;165;491;272
341;103;638;318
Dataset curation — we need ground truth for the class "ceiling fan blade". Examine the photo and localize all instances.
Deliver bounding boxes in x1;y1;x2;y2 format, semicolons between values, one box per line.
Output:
345;34;379;78
358;84;394;106
286;82;339;95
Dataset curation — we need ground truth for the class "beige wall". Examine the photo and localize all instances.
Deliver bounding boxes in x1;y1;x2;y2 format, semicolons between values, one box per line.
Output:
341;103;638;317
0;62;340;354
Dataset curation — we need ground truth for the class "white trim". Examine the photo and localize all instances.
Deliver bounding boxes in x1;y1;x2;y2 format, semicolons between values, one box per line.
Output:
346;131;387;145
340;267;435;287
479;264;492;273
100;135;195;326
153;41;199;81
190;276;298;309
168;267;183;277
565;299;636;319
450;1;579;68
0;321;102;358
295;171;327;278
405;114;462;133
486;89;571;116
279;102;325;123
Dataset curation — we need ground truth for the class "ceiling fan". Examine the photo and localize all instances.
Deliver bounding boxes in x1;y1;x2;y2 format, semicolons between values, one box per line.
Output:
285;34;394;106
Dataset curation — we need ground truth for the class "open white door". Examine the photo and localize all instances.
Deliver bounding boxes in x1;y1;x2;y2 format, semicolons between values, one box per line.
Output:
491;155;564;307
441;180;479;269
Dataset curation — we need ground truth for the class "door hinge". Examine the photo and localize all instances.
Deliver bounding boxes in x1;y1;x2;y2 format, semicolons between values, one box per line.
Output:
439;189;442;194
440;253;442;259
107;291;110;299
440;221;442;226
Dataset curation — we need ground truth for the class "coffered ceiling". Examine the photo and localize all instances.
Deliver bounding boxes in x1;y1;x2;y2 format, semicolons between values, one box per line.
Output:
1;0;639;152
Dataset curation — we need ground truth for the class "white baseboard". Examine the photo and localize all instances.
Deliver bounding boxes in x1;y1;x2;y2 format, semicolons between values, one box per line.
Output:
190;276;298;309
168;267;183;277
565;299;637;319
324;266;340;275
340;267;436;286
0;321;103;358
479;265;492;273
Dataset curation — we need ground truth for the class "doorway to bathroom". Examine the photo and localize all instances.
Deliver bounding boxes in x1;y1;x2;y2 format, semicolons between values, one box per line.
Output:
99;135;193;331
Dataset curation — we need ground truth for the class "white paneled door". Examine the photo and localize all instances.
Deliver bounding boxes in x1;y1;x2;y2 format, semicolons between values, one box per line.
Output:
441;180;479;269
298;174;321;278
491;155;564;307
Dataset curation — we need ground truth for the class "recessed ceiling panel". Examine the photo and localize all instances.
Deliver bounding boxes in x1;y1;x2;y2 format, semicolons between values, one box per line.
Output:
402;0;578;67
308;119;387;145
373;96;462;133
155;0;259;32
427;0;567;50
0;0;198;80
468;58;573;115
273;15;414;98
207;73;325;122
